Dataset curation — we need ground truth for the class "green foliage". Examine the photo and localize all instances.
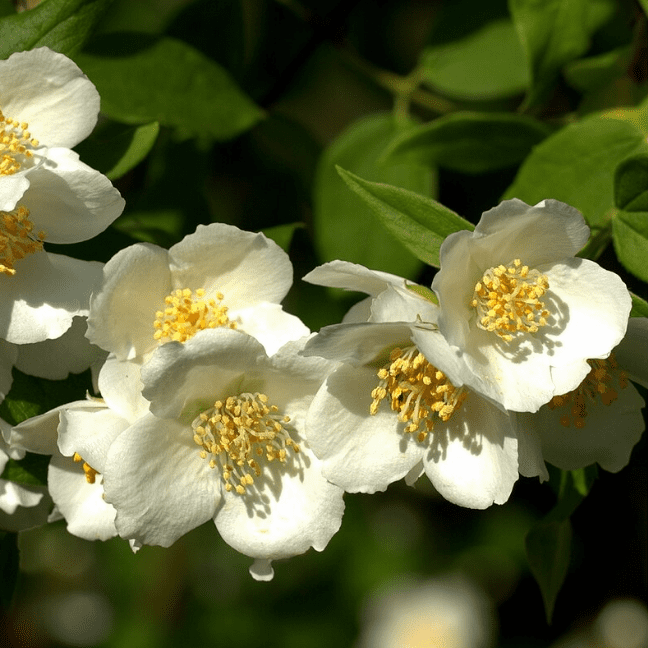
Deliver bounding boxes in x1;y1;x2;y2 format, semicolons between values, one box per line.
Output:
1;452;49;486
382;112;551;174
503;114;648;229
313;114;432;278
420;18;528;100
509;0;592;111
75;120;160;180
75;33;264;140
613;154;648;283
631;292;648;318
0;0;114;59
335;166;473;268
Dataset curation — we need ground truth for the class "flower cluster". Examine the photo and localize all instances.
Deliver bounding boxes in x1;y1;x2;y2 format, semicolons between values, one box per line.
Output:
1;47;645;582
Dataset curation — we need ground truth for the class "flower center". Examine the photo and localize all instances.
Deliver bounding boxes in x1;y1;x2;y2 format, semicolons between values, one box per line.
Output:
471;258;550;342
153;287;236;344
0;206;46;276
0;108;39;176
191;392;299;495
73;452;100;484
548;355;628;428
370;346;466;442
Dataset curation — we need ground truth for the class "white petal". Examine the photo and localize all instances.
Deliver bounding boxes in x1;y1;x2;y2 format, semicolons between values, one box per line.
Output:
14;316;107;380
169;223;294;309
0;340;17;402
10;406;62;455
422;393;518;508
0;478;43;514
102;414;221;547
0;47;99;148
47;454;116;541
233;303;309;355
0;174;30;211
97;356;150;423
369;284;439;324
512;413;549;481
0;483;50;531
215;443;344;562
249;558;274;581
303;260;406;295
0;252;103;344
305;365;424;493
86;243;172;359
21;148;124;243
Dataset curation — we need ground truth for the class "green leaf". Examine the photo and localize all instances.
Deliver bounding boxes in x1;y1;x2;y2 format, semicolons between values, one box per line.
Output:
503;114;648;229
640;0;648;17
0;532;19;609
262;223;304;253
630;292;648;317
75;120;159;181
509;0;591;110
75;33;264;140
313;114;433;278
0;0;114;59
382;112;551;174
110;208;185;247
1;453;49;487
336;166;473;268
612;210;648;283
420;18;529;100
525;519;572;623
564;46;632;93
615;154;648;212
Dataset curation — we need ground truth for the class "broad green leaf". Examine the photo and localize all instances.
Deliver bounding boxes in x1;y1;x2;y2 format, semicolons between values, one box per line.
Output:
420;18;528;100
0;0;114;59
503;115;648;229
509;0;591;110
615;154;648;212
262;223;304;253
640;0;648;16
525;519;572;623
75;121;159;181
382;112;551;174
612;211;648;283
75;33;264;140
111;208;185;247
0;532;19;609
564;46;632;93
313;114;433;278
336;166;473;268
631;292;648;318
1;453;49;487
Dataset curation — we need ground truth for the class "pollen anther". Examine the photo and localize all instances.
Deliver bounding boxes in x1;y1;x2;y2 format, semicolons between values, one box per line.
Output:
471;258;549;341
0;206;46;276
370;346;466;441
0;108;39;176
73;452;100;484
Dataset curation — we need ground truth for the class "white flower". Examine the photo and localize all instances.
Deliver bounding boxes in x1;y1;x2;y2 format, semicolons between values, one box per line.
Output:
86;223;309;363
0;48;125;344
101;328;345;581
431;199;631;412
0;418;50;531
518;317;648;474
303;263;520;509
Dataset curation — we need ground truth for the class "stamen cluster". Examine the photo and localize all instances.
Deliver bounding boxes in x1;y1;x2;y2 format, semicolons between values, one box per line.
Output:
73;452;100;484
471;258;550;341
370;346;466;442
153;288;236;344
0;108;39;176
0;206;46;275
192;392;299;494
548;355;628;428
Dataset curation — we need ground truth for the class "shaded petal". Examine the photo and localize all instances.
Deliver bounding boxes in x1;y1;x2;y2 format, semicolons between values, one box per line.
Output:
0;47;99;148
0;174;30;211
48;454;116;541
169;223;293;309
10;406;62;455
615;317;648;388
369;284;439;324
97;355;150;422
422;394;518;508
15;316;107;380
512;414;549;481
22;148;124;243
103;414;221;547
87;243;171;359
0;340;17;402
0;252;103;344
305;365;424;493
0;478;43;514
0;483;50;531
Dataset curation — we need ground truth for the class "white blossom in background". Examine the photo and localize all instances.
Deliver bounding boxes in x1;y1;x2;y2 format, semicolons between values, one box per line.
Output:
303;263;522;508
431;199;631;412
518;317;648;475
101;328;345;581
0;47;125;344
86;223;309;364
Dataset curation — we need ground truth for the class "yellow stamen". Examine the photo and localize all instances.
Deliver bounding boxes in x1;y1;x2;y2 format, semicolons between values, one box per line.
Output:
0;206;46;276
370;346;466;441
0;108;39;176
192;392;298;495
72;452;100;484
548;355;627;428
153;287;236;344
471;258;550;341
